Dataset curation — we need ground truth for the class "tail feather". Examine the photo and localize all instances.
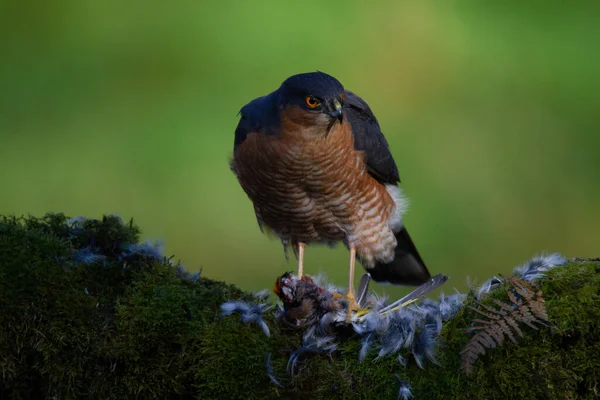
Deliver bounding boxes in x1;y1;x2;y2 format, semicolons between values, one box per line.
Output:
367;226;430;286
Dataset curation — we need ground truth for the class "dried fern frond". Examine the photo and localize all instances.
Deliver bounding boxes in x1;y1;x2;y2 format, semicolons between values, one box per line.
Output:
460;276;549;375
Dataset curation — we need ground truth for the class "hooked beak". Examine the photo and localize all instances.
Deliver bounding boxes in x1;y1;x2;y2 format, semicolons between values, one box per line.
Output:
329;99;343;122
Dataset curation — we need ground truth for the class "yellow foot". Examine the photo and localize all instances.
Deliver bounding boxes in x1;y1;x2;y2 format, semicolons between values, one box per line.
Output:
345;292;360;324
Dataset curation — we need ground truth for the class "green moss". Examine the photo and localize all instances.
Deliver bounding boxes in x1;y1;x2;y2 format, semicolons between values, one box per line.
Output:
0;213;598;399
383;259;600;400
255;259;600;400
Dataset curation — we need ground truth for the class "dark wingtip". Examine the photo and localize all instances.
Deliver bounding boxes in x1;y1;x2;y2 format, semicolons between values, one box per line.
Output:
367;226;431;286
368;254;431;286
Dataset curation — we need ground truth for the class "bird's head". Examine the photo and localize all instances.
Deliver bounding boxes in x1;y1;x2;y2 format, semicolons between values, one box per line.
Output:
273;272;324;304
273;272;296;303
278;71;346;130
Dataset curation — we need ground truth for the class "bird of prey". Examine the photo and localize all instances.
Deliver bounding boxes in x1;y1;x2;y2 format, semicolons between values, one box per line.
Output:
230;71;431;318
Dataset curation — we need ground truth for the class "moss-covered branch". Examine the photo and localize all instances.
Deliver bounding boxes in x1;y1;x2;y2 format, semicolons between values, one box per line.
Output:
0;213;598;399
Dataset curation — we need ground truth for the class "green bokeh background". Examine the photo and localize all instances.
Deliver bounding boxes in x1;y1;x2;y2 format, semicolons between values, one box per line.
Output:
1;1;598;299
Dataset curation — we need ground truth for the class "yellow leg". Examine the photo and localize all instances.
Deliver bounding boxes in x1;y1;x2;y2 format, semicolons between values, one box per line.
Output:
346;246;359;323
297;242;305;278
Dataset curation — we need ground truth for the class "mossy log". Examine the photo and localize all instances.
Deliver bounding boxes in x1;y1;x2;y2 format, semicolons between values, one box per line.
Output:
0;213;598;399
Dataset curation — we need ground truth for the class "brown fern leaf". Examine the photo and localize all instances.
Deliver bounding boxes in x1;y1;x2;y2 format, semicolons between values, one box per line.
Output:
468;305;502;321
490;298;527;340
503;275;550;327
496;318;519;343
505;275;549;322
461;276;549;375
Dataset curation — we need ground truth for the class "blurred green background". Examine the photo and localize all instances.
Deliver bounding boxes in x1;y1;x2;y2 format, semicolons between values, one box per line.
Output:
1;1;599;299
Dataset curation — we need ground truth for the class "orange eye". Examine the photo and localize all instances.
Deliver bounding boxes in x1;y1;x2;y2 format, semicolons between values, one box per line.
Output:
305;95;320;108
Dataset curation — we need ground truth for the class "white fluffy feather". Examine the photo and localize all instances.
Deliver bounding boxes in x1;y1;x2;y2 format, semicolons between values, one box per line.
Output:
385;185;409;232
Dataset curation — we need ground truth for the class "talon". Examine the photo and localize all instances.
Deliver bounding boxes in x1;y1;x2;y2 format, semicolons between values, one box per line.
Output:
345;292;359;323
